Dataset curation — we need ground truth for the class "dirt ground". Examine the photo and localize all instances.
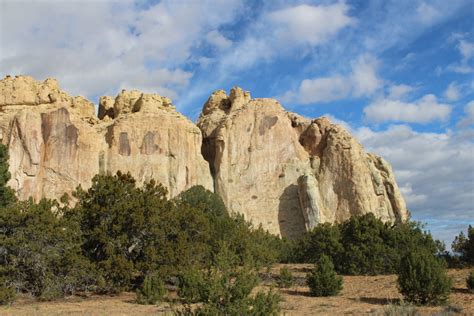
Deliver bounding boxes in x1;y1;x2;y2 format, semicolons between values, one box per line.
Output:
1;265;472;316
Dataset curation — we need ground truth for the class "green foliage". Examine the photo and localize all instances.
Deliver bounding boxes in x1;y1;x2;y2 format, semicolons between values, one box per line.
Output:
397;250;452;305
0;143;16;207
0;199;95;300
296;222;343;264
306;255;343;297
176;244;281;315
0;277;15;305
177;266;208;303
291;214;441;276
136;274;167;305
68;172;168;292
467;270;474;293
452;226;474;265
175;185;227;219
277;267;294;288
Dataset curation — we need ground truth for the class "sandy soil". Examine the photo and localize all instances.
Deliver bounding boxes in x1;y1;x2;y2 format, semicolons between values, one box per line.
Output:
1;265;472;316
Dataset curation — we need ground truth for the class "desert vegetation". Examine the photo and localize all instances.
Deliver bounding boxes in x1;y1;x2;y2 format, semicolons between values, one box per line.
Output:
0;143;473;314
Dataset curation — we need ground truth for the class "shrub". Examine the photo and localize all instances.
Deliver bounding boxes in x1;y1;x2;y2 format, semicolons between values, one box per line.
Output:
306;255;343;297
0;143;16;207
338;213;397;275
177;266;208;303
176;244;281;315
136;274;167;305
277;267;294;288
296;222;343;264
382;302;419;316
467;270;474;293
397;250;452;305
452;226;474;265
0;277;15;305
0;199;95;300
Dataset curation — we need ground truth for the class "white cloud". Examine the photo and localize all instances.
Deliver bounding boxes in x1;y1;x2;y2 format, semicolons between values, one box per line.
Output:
388;84;414;99
282;54;381;104
206;30;232;50
215;2;355;74
458;100;474;127
444;82;461;102
267;3;355;46
0;0;243;101
417;3;441;24
354;124;474;244
297;76;351;104
364;94;451;123
446;38;474;74
350;55;382;97
459;39;474;61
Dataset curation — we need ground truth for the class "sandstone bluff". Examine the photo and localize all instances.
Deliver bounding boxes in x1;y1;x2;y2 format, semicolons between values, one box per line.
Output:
0;76;408;238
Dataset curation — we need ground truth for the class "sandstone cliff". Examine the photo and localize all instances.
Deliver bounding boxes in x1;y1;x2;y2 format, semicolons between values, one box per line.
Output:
197;88;408;238
0;75;213;201
0;76;408;238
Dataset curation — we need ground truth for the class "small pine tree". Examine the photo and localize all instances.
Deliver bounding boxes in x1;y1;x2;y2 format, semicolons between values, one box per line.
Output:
467;271;474;294
277;267;294;288
136;274;167;305
0;276;15;305
0;143;16;207
306;255;343;297
397;250;452;305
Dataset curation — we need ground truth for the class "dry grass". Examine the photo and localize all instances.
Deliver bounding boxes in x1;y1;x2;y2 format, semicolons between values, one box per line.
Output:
1;266;472;316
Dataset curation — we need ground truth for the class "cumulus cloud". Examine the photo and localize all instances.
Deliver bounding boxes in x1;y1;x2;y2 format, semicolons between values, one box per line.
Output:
458;100;474;127
364;94;451;123
354;124;474;245
388;84;414;99
292;76;351;104
350;55;382;97
216;2;355;73
444;82;461;102
447;38;474;74
267;3;355;46
0;0;243;101
282;54;381;104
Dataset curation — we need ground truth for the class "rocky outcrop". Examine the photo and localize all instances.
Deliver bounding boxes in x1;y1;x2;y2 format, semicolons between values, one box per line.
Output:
0;75;212;201
197;88;408;238
0;76;408;239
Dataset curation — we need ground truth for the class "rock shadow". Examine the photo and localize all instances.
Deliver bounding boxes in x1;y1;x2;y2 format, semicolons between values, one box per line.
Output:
278;184;306;239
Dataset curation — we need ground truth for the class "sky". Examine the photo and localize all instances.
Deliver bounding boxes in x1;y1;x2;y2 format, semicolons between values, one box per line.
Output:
0;0;473;248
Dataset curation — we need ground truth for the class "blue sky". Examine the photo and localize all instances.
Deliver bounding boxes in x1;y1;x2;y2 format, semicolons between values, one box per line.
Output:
1;0;473;247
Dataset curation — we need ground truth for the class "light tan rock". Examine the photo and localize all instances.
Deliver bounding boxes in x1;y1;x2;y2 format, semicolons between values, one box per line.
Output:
0;75;213;201
198;88;408;238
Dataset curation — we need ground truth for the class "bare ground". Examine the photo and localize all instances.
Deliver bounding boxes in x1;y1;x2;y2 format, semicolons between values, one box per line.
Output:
1;265;472;316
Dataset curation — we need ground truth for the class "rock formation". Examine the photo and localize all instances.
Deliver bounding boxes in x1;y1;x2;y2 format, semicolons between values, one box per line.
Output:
0;76;408;239
197;88;408;238
0;75;212;201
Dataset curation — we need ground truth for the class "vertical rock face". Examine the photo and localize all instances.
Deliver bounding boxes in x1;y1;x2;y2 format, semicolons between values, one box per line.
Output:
197;87;408;238
0;76;213;201
1;76;408;239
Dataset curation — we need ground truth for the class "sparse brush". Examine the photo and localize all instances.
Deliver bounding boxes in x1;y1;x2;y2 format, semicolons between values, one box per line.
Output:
136;274;167;305
467;270;474;293
277;267;294;288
